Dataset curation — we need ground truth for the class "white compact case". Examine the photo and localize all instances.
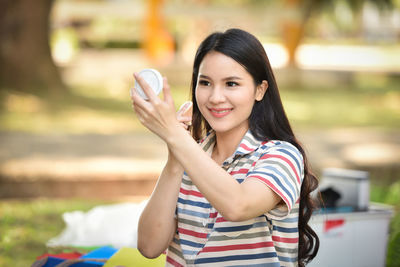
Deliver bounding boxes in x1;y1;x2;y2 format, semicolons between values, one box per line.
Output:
132;69;163;100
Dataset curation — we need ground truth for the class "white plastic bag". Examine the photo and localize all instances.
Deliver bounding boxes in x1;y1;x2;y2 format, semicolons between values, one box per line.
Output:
47;200;148;248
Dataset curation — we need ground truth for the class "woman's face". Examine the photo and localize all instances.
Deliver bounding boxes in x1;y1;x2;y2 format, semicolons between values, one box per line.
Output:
195;51;266;135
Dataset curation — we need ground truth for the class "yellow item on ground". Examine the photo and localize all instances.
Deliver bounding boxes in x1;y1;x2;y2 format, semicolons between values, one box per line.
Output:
104;247;166;267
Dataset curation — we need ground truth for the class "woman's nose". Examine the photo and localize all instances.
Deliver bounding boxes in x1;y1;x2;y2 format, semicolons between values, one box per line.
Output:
209;86;226;104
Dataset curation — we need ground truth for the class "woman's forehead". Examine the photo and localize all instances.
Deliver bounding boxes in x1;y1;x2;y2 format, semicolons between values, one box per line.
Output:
198;51;250;80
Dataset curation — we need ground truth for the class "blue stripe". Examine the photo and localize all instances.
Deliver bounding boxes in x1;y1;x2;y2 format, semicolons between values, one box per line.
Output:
182;249;200;256
278;143;302;160
215;221;267;233
179;239;205;248
177;207;209;219
249;171;294;204
278;255;298;262
194;252;278;264
256;165;297;196
178;197;212;209
273;225;298;233
280;216;298;223
277;148;301;176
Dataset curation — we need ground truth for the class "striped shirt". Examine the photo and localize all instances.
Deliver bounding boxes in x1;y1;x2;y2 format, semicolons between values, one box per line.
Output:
166;130;304;266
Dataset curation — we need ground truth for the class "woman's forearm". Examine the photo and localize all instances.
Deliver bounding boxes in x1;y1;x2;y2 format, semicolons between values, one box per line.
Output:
137;156;183;258
167;129;280;222
167;129;245;220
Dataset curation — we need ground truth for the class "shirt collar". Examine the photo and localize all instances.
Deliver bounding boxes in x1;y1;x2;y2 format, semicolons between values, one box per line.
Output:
233;130;264;156
200;130;264;162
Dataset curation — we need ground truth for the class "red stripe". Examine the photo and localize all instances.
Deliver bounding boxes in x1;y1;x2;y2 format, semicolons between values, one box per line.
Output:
272;235;298;243
239;143;254;152
180;188;203;198
178;227;208;239
216;217;227;222
201;241;274;253
230;168;250;176
249;175;291;209
166;256;184;267
209;212;218;218
260;154;301;183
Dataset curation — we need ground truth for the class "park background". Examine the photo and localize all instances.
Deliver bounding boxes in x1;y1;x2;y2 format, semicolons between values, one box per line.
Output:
0;0;399;266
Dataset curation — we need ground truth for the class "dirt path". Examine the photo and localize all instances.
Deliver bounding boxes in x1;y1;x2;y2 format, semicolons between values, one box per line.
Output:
0;128;399;199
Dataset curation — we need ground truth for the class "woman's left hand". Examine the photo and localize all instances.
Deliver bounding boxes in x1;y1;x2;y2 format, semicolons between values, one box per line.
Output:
130;73;186;143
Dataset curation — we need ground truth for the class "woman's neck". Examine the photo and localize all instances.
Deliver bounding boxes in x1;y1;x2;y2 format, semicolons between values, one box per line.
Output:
212;126;248;165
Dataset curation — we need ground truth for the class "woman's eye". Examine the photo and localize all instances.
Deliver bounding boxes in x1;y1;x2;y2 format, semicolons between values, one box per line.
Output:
227;81;239;87
199;80;210;86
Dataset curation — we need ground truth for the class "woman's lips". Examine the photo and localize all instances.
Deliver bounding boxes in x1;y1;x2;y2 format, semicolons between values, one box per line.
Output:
208;108;233;118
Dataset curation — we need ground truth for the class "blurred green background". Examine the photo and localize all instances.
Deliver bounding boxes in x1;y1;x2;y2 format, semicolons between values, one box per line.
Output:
0;0;399;266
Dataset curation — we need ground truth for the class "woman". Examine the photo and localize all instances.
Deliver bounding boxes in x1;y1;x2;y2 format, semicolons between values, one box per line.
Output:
132;28;319;266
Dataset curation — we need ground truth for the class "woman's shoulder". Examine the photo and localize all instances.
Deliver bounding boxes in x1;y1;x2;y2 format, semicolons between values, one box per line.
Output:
258;140;303;162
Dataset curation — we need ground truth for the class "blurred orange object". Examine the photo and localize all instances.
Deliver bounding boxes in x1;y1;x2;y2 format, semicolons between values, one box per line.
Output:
144;0;175;65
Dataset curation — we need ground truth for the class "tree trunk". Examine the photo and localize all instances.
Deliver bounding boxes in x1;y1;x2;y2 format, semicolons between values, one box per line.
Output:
282;21;305;67
0;0;66;97
281;0;316;67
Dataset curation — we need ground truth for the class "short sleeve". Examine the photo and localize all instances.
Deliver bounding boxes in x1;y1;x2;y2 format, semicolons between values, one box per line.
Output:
246;142;304;219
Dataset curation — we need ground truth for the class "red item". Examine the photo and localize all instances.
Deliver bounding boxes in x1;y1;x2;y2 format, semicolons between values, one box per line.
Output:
324;219;345;232
36;252;83;260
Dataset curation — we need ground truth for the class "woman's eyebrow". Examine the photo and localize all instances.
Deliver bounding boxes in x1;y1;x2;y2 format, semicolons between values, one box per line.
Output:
223;76;242;81
199;74;211;79
199;74;242;81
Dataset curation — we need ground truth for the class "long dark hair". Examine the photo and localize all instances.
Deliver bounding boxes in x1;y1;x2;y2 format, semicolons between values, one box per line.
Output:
189;28;319;266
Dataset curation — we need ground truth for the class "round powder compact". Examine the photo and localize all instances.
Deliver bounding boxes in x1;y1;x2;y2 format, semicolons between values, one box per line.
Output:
132;69;163;100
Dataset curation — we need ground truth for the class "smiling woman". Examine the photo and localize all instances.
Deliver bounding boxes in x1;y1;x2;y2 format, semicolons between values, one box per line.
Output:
131;28;319;267
194;51;267;137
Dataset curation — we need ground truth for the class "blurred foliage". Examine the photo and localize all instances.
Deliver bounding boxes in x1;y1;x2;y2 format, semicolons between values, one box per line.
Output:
371;180;400;206
371;181;400;267
83;17;142;48
51;27;80;63
2;73;399;133
387;231;400;267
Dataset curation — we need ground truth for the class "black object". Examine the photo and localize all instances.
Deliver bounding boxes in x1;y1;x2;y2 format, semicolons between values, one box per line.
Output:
320;187;341;208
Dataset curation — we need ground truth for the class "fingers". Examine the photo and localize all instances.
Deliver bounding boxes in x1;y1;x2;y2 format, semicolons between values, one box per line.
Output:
131;97;148;121
130;86;150;108
162;77;174;105
179;122;189;130
177;115;192;125
177;101;193;117
177;101;193;127
133;72;158;102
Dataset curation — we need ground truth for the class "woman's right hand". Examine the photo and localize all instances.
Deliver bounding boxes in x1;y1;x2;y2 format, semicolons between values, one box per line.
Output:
166;101;193;169
176;101;193;130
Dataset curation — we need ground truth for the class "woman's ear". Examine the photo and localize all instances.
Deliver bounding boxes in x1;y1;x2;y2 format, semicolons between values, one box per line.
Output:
255;80;268;101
